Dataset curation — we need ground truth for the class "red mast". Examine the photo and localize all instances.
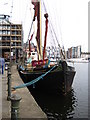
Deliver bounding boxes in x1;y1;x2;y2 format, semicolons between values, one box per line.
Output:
32;0;42;60
43;13;48;63
29;33;34;57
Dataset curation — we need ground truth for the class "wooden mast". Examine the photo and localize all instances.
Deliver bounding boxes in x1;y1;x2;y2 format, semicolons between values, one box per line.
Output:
43;13;48;63
32;0;42;60
39;0;42;60
37;0;42;60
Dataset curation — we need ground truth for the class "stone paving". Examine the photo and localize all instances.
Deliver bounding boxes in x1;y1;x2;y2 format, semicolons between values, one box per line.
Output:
0;65;47;119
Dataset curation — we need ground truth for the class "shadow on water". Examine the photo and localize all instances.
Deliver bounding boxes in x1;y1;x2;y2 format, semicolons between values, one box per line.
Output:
29;88;77;120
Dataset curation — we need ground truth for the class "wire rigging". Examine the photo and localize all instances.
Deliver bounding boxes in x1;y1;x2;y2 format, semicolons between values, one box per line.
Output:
42;0;60;47
27;2;36;42
42;0;66;59
23;0;30;27
10;0;13;21
27;18;34;41
55;2;65;51
42;0;55;46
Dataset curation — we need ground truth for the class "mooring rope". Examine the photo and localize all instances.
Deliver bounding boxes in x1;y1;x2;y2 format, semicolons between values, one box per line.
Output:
13;65;56;90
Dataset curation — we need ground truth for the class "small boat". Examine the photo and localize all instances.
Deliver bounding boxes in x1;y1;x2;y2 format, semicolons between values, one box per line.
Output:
18;0;76;95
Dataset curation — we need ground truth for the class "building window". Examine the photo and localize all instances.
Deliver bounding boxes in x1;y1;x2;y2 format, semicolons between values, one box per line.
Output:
2;31;6;34
0;37;2;40
17;43;21;46
0;26;2;29
7;37;10;40
0;31;2;35
2;37;7;40
7;26;10;29
8;31;10;35
0;42;2;46
7;43;10;46
3;25;7;29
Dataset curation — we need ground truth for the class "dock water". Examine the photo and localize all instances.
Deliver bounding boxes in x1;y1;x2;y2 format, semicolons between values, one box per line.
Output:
1;64;47;119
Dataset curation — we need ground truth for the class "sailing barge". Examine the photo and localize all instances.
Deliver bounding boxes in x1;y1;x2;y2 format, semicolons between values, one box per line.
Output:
18;0;76;95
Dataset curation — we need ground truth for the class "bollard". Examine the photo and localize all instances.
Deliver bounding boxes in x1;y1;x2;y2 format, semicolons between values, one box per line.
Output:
10;94;22;120
7;63;9;83
2;65;4;74
7;71;11;101
7;64;10;84
8;64;10;73
5;64;7;70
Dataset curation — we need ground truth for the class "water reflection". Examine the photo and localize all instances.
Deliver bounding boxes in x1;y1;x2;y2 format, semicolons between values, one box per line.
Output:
21;63;88;119
30;89;77;119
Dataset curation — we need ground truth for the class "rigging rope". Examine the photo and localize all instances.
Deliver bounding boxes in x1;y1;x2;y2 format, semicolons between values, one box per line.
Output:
27;19;34;41
23;3;28;26
42;0;66;59
26;2;36;46
13;65;56;90
42;0;61;48
10;0;13;21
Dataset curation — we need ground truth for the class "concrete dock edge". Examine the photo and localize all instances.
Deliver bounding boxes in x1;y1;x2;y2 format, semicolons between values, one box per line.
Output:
1;65;47;119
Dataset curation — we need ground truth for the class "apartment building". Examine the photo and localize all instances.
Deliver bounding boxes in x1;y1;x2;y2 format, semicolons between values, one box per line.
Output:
0;15;23;61
67;45;81;59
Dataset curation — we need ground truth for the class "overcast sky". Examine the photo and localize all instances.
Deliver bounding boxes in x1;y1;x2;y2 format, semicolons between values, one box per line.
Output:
0;0;88;52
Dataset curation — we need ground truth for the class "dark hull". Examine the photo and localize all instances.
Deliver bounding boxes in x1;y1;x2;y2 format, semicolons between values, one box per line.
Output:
18;62;76;94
